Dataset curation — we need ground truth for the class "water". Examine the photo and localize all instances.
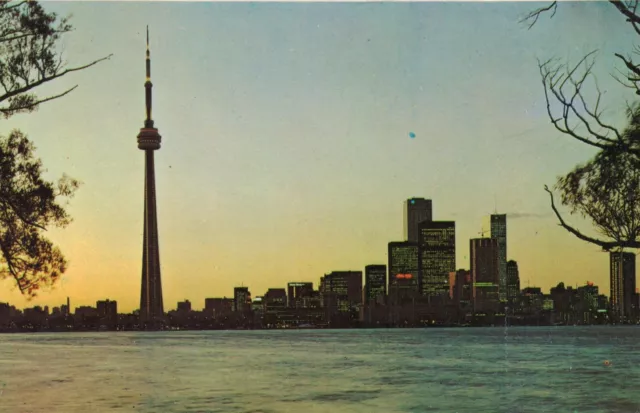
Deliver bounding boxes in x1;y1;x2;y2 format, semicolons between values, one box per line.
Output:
0;327;639;413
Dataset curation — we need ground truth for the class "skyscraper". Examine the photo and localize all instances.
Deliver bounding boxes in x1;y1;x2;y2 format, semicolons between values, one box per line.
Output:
418;221;455;299
138;28;165;324
234;287;251;313
470;238;499;313
404;198;432;242
610;251;637;321
388;241;420;303
490;214;507;302
506;260;520;304
320;271;363;321
364;265;387;303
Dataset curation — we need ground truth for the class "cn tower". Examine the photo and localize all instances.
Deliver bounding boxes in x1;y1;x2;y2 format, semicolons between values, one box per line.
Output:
138;27;164;325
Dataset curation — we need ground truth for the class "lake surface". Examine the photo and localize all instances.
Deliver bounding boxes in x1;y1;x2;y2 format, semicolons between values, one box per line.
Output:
0;327;639;413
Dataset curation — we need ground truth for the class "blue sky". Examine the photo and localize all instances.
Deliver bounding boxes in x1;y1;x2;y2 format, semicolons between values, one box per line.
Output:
0;2;635;311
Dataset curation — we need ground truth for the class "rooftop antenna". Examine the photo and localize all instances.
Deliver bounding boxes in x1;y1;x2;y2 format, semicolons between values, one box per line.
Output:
494;194;498;214
144;25;154;129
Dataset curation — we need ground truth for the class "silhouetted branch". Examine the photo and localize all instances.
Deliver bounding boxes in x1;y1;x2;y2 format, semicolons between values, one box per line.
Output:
0;2;112;118
545;185;640;250
0;85;77;117
521;1;557;30
539;52;624;151
614;52;640;95
610;0;640;35
0;55;111;117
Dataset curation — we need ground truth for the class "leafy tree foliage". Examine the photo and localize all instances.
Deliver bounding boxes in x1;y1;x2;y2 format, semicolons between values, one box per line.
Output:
0;130;79;296
546;105;640;250
0;1;109;297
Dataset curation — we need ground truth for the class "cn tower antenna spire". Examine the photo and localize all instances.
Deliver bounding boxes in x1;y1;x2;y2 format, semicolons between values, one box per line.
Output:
137;25;164;328
144;25;154;128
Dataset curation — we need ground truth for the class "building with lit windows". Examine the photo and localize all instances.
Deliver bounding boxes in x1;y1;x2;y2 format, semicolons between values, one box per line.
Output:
364;265;387;304
506;260;520;304
418;221;455;299
287;282;314;308
490;214;507;302
610;251;637;322
320;271;362;325
388;241;420;304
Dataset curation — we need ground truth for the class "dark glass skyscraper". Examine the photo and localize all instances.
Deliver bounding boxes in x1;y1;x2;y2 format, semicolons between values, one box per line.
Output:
610;251;637;321
506;260;520;304
470;238;499;312
490;214;507;302
138;28;164;325
418;221;455;298
404;198;432;242
364;265;387;303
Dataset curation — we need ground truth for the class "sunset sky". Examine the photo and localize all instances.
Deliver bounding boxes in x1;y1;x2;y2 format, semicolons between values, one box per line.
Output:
0;1;636;312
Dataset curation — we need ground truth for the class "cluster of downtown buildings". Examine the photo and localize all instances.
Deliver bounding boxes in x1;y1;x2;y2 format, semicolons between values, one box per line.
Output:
1;197;638;332
2;42;639;332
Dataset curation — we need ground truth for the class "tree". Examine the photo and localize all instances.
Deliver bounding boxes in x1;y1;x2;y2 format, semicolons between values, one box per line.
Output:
545;104;640;250
523;1;640;250
0;130;79;296
0;1;110;297
0;1;111;116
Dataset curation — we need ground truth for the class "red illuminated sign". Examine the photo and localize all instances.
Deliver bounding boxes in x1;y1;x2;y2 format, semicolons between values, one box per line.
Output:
395;273;413;280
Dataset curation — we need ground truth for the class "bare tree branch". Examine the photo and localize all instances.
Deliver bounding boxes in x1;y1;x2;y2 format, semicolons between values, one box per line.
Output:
0;54;111;110
521;1;557;30
610;0;640;35
0;84;77;117
538;52;629;153
545;185;640;250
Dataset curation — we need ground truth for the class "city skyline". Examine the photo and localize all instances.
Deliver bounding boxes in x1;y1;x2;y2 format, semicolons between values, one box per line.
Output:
0;2;636;312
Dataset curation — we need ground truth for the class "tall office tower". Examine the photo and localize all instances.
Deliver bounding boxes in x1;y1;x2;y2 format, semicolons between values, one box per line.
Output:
138;28;165;324
234;287;251;313
506;260;520;304
388;241;420;303
364;265;387;303
320;271;363;315
490;214;507;302
610;251;637;321
404;198;433;242
470;238;499;312
287;282;314;308
418;221;455;298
